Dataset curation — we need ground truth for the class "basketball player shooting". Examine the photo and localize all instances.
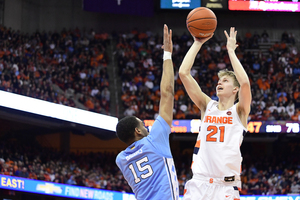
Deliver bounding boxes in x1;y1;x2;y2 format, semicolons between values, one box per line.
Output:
115;24;179;200
179;27;252;200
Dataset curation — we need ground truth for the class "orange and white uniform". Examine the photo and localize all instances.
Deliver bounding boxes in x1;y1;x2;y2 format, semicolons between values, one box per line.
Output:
184;100;247;200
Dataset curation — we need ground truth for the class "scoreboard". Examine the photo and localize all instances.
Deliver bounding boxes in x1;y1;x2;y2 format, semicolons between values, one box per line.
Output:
160;0;201;9
160;0;228;10
143;119;300;133
247;121;299;133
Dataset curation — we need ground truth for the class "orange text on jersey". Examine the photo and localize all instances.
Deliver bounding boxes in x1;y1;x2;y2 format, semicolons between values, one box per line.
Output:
204;116;233;124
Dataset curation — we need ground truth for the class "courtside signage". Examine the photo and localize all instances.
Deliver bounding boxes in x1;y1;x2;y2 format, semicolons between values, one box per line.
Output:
0;91;118;131
241;197;300;200
0;174;122;200
0;175;299;199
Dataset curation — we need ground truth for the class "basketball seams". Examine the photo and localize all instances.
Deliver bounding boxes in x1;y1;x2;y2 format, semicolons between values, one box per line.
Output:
187;19;217;31
186;8;209;20
187;27;216;31
187;18;217;23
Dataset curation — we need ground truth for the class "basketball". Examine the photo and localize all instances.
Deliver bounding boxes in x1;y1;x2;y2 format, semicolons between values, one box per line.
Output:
186;7;217;38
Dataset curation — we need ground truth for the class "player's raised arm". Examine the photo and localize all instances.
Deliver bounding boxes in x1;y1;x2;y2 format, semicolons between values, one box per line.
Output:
178;36;213;113
159;24;174;127
224;27;252;119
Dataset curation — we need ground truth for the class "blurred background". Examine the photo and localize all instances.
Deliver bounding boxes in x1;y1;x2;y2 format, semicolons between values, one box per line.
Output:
0;0;300;199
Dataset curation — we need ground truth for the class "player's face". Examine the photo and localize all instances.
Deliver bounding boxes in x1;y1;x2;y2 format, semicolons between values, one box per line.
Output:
216;75;236;97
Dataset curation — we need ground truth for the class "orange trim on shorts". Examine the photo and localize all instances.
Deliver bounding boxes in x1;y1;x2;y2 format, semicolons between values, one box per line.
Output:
234;199;240;200
195;140;201;148
184;189;187;195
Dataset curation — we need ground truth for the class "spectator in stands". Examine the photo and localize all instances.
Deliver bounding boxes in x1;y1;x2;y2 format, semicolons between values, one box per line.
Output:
175;109;186;119
291;181;300;194
281;31;289;43
101;87;110;102
294;88;300;101
288;32;296;45
257;76;270;94
123;104;136;116
19;167;29;178
286;100;295;118
67;175;77;185
285;65;293;76
253;60;261;73
293;65;300;78
277;102;286;114
217;58;226;70
261;30;270;43
291;108;300;121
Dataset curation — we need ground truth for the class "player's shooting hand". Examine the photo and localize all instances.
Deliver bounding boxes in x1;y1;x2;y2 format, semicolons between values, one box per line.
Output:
224;27;238;52
194;33;214;45
162;24;173;53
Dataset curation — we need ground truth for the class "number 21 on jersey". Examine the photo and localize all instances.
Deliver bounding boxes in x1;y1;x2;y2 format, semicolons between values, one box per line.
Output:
128;156;154;183
206;125;225;142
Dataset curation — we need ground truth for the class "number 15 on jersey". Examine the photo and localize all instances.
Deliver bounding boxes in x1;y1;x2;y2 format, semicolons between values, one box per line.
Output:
128;156;154;184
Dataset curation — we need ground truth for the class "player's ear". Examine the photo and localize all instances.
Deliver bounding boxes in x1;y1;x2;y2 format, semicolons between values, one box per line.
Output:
233;86;239;93
135;127;141;135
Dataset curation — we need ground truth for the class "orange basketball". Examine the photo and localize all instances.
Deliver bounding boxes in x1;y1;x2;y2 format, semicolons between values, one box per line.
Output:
186;7;217;38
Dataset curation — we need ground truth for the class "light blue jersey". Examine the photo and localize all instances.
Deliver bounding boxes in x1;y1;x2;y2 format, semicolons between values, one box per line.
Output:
116;116;179;200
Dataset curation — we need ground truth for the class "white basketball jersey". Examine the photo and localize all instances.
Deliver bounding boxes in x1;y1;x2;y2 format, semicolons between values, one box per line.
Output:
192;100;247;178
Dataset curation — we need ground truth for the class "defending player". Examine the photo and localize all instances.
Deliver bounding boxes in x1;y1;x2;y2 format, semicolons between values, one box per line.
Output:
115;24;179;200
179;27;251;200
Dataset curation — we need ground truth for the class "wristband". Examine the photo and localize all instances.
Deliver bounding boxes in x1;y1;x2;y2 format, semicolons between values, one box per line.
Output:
163;51;172;61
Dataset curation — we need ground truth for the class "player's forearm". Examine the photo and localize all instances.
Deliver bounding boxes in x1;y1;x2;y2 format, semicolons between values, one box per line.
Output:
161;59;174;96
159;58;174;125
179;42;202;76
228;50;250;86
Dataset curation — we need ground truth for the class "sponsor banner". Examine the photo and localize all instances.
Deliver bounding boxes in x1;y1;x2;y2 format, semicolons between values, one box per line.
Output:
202;0;228;10
229;1;300;12
0;175;120;200
0;175;299;199
241;196;300;200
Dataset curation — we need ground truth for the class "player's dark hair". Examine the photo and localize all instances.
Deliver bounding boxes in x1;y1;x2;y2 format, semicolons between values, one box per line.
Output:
116;116;139;144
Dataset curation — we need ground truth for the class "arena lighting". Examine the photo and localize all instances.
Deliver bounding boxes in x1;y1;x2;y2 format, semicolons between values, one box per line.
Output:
0;175;299;199
0;91;118;132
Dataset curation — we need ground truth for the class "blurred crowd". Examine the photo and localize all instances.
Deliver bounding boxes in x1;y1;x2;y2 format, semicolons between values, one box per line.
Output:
0;141;131;193
238;140;300;195
0;140;300;195
115;28;300;121
0;25;111;115
0;24;299;121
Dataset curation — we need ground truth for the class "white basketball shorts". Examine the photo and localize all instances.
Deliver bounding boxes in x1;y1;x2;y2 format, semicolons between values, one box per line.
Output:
183;175;241;200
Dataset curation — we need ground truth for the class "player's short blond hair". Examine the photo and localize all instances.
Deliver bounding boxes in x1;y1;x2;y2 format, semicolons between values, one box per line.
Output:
217;69;240;100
